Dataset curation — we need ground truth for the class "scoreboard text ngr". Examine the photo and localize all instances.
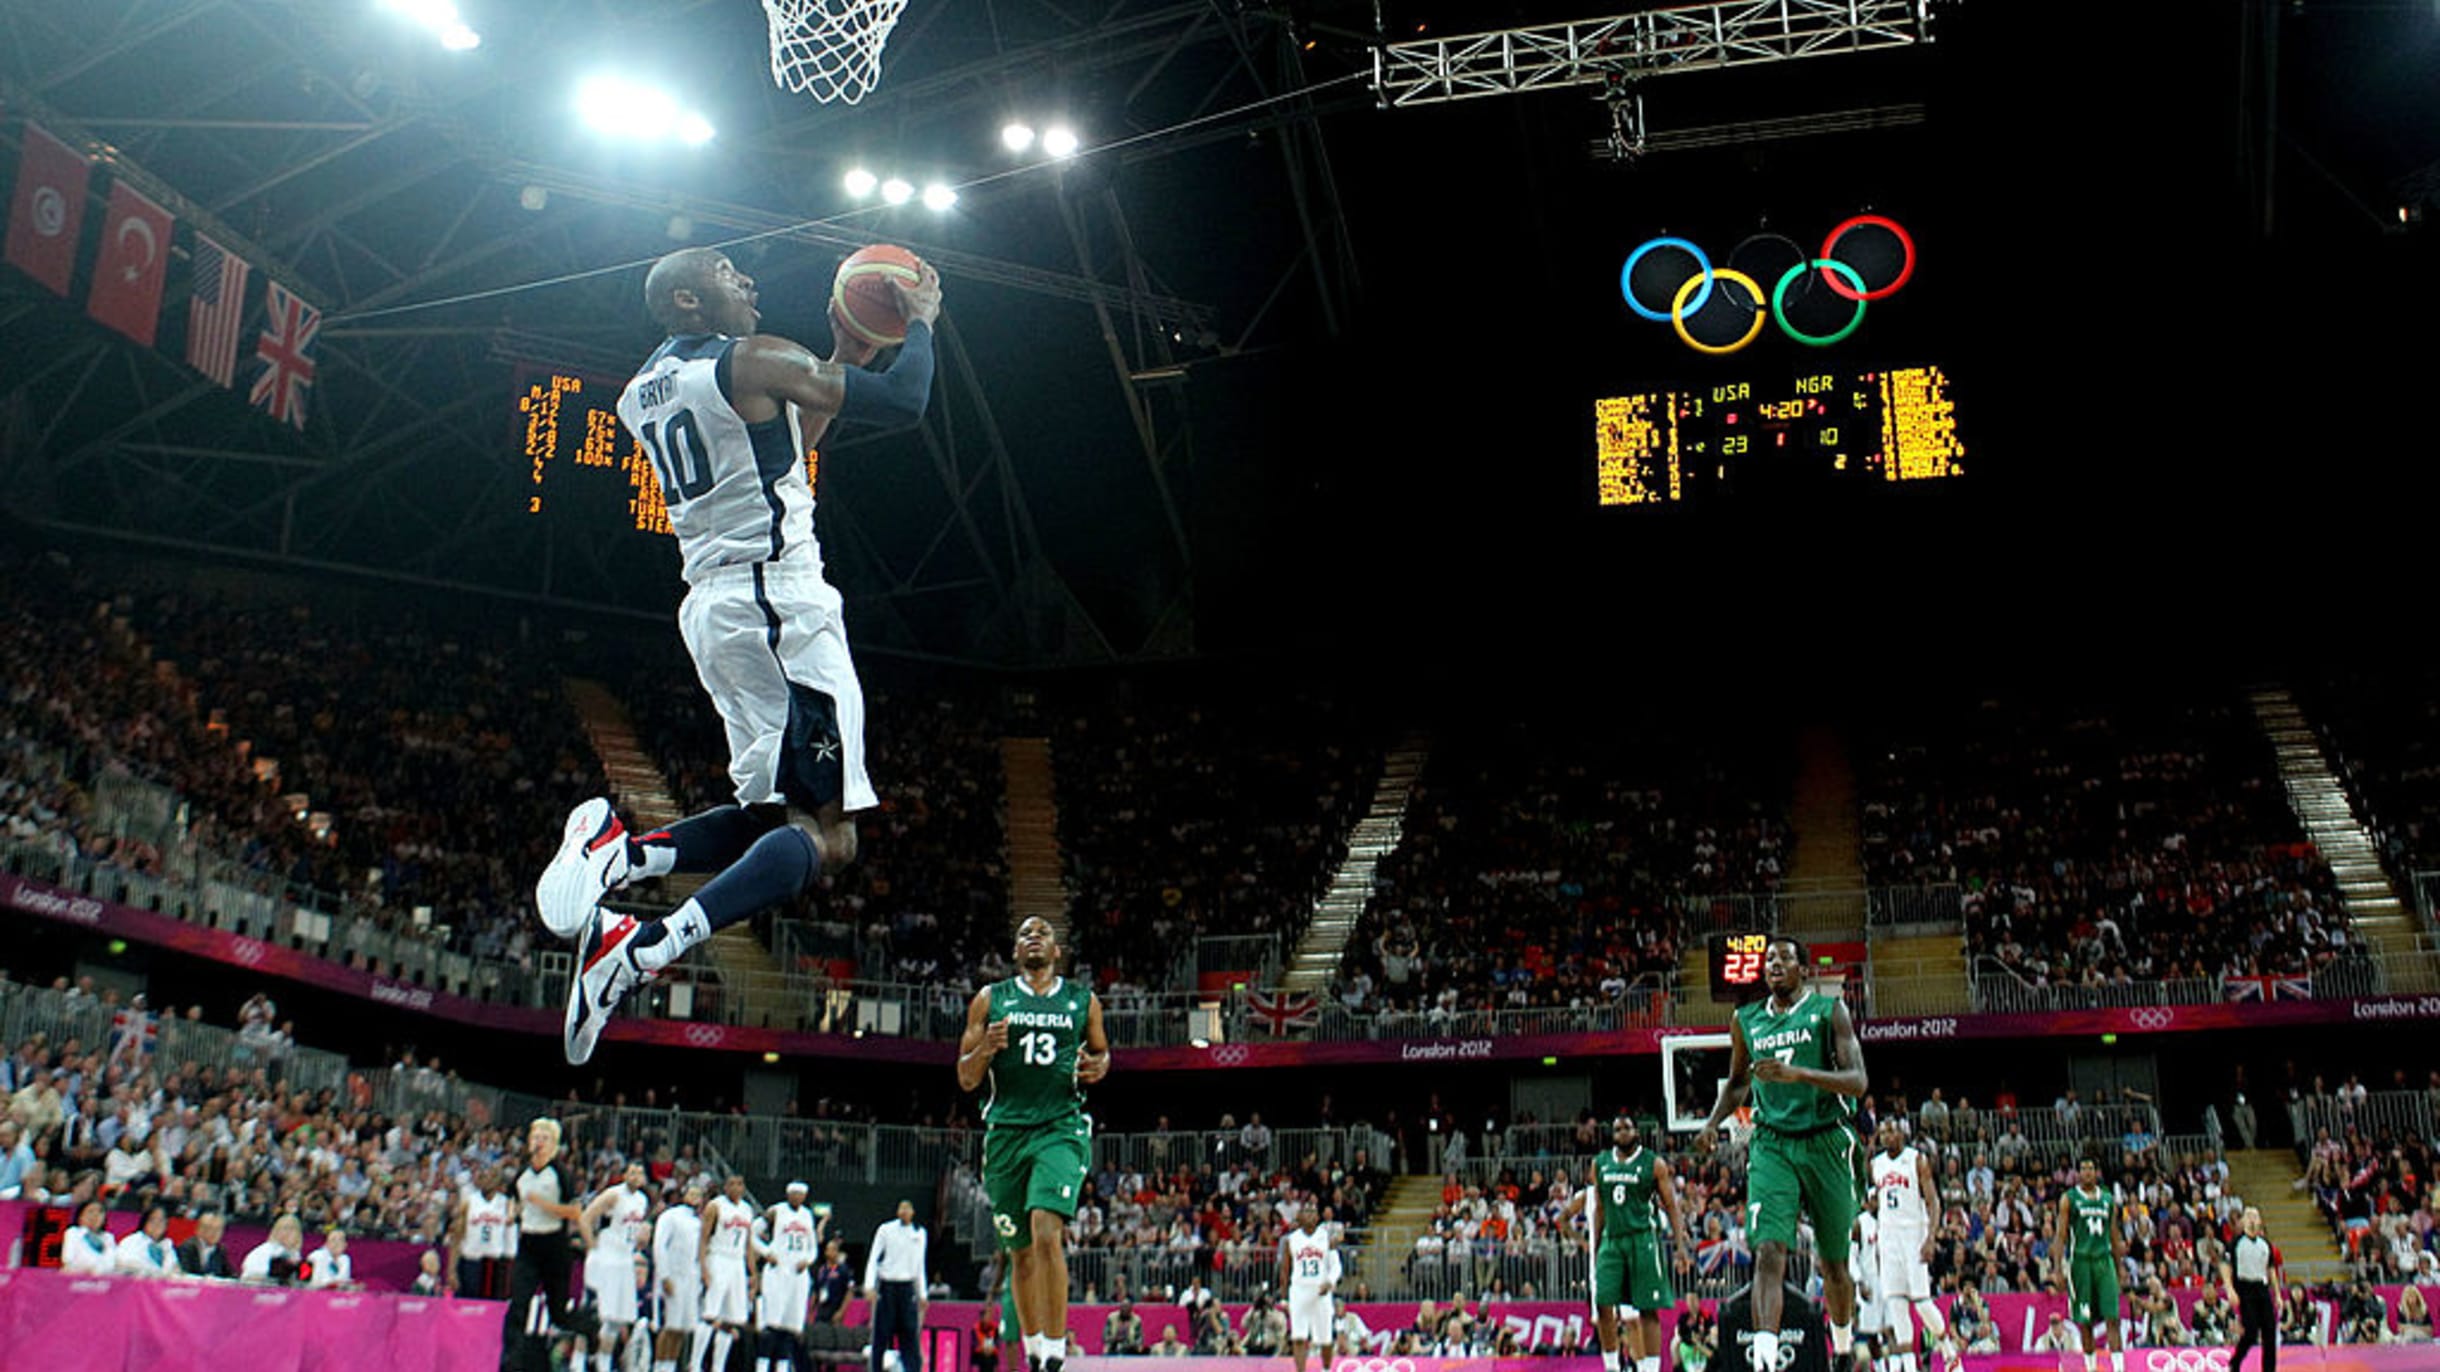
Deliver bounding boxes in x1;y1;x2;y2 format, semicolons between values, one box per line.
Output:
1595;364;1965;507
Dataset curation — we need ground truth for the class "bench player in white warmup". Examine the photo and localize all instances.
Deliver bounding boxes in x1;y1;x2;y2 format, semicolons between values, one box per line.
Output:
1869;1119;1959;1372
1278;1204;1341;1372
653;1179;709;1372
703;1175;761;1372
584;1162;653;1372
538;245;943;1064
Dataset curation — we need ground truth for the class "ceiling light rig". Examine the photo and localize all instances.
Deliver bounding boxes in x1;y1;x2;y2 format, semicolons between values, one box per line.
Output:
380;0;480;50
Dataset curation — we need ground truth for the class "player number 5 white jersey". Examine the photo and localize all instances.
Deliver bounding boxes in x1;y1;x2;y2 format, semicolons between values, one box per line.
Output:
616;334;821;586
1871;1147;1929;1232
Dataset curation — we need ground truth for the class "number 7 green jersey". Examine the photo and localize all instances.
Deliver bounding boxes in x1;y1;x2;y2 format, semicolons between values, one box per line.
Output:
984;976;1089;1128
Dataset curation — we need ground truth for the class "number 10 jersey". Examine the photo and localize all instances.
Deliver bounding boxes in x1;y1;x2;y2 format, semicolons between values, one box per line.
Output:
617;333;820;587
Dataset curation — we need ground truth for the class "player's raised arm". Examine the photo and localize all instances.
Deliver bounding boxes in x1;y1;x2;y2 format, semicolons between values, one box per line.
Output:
1077;993;1112;1083
957;987;1006;1093
733;265;941;430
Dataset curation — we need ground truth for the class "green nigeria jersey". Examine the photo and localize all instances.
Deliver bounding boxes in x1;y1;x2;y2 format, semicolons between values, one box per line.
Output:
1594;1146;1662;1238
983;975;1089;1128
1735;991;1847;1134
2069;1185;2117;1260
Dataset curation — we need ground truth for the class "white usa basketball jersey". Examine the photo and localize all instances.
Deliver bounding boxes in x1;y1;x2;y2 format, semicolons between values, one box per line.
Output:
767;1203;820;1266
595;1184;649;1262
706;1195;757;1259
1871;1147;1929;1234
1284;1229;1338;1291
617;334;820;585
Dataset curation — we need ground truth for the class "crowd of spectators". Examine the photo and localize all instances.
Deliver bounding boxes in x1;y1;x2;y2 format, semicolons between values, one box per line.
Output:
1860;691;2357;993
1333;725;1785;1019
621;648;1011;989
0;548;603;976
2306;669;2440;874
1053;686;1379;989
2289;1071;2440;1285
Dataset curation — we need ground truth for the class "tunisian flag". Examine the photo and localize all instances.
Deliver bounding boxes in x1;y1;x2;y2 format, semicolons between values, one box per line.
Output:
85;180;175;345
2;121;90;296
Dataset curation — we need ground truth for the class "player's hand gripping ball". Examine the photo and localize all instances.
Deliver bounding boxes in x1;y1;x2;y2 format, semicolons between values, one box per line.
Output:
830;244;927;348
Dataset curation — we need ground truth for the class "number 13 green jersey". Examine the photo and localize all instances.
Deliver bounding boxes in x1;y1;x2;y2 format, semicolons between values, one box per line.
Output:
984;976;1089;1128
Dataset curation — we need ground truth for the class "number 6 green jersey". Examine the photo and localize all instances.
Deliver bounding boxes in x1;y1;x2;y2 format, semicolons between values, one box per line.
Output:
984;976;1089;1128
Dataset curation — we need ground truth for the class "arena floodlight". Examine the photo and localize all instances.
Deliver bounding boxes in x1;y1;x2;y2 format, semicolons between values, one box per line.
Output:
843;167;878;198
439;23;480;50
575;76;714;147
880;177;914;205
1042;125;1080;158
677;112;716;145
921;183;957;212
1001;121;1036;153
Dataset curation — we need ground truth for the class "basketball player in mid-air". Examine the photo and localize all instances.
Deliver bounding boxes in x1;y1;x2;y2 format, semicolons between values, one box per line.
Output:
1699;935;1869;1372
538;245;943;1064
1868;1119;1958;1372
958;917;1111;1372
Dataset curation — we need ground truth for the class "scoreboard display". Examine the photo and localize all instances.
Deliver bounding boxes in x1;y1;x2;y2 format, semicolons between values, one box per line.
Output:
1707;931;1770;1002
1595;363;1965;506
516;367;817;536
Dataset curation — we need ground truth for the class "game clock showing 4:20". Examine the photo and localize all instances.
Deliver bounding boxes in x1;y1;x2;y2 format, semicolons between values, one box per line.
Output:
1707;931;1771;1003
1594;363;1965;506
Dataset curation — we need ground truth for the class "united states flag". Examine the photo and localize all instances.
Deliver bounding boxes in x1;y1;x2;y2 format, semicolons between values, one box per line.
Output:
185;232;251;386
249;278;321;429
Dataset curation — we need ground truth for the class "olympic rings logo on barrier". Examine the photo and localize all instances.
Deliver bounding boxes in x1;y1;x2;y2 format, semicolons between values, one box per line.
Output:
1210;1044;1251;1066
1619;215;1914;355
2130;1008;2177;1030
2144;1349;2232;1372
684;1024;728;1047
1330;1359;1417;1372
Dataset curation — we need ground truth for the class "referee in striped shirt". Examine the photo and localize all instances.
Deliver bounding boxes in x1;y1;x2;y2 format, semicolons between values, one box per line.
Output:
2222;1206;2284;1372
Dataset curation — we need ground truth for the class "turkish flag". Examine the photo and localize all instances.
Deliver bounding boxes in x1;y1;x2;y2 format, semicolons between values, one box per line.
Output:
3;121;91;296
86;180;175;345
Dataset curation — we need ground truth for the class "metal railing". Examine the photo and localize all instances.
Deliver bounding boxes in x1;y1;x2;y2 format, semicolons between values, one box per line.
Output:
2294;1090;2437;1150
1669;883;1965;935
0;974;349;1095
1869;883;1967;930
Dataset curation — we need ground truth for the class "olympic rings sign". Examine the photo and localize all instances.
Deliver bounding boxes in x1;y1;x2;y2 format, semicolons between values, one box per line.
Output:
1330;1359;1417;1372
2130;1008;2177;1031
2143;1350;2231;1372
1619;215;1915;355
683;1024;728;1047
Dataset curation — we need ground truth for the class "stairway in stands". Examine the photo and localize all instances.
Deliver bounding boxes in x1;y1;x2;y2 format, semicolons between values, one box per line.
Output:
2225;1147;2347;1275
2246;686;2435;990
1351;1174;1448;1296
563;678;795;1029
1000;738;1068;933
1280;737;1432;995
1779;725;1868;939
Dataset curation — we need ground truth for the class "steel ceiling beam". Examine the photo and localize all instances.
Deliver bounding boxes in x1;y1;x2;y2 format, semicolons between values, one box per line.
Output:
1372;0;1936;108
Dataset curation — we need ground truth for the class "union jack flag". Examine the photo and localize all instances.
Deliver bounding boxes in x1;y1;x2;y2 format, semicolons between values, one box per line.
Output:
1245;988;1319;1037
249;278;321;429
109;1006;158;1061
2224;973;2313;1003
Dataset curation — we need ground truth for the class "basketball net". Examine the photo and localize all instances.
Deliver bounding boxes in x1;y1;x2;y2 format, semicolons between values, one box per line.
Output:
763;0;907;105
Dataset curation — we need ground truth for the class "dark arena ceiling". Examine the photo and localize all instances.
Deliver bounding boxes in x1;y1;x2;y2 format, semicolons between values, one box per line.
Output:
1;1;2434;671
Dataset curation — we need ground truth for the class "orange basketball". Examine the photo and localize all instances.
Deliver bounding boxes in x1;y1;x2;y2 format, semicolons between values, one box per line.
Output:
830;244;924;348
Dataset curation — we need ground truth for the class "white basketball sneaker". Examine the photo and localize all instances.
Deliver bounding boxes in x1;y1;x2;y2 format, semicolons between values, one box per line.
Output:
537;797;630;940
565;905;648;1066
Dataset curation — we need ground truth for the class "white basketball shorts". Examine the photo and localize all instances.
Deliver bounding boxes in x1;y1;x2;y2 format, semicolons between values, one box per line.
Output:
585;1251;639;1326
757;1268;811;1333
660;1277;702;1333
704;1259;751;1326
679;559;875;815
1877;1227;1934;1303
1289;1290;1333;1344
